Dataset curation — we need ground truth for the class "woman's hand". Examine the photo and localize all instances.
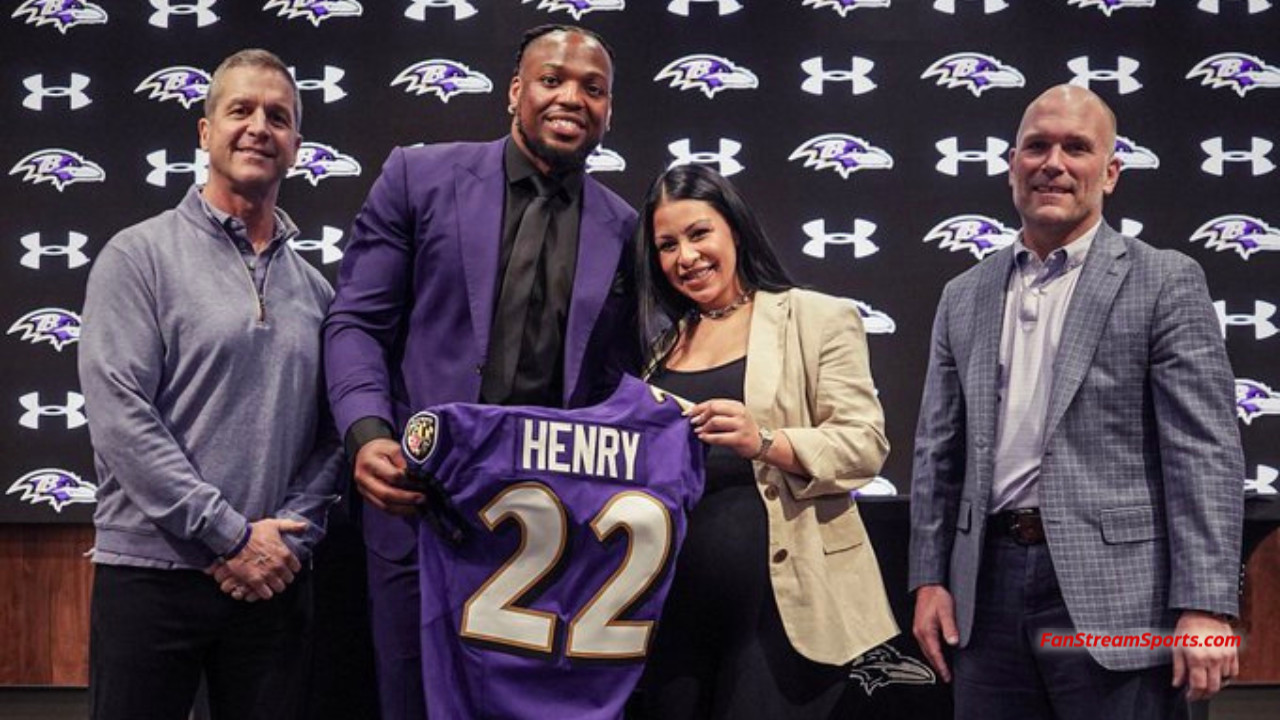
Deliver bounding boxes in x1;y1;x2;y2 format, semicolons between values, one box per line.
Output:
687;399;763;459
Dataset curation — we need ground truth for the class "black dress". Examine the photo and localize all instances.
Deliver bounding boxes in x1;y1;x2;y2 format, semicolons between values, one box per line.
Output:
640;358;847;720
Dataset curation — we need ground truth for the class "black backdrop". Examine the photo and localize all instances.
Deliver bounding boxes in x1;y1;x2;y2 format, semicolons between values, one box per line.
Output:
2;2;1277;716
3;0;1275;522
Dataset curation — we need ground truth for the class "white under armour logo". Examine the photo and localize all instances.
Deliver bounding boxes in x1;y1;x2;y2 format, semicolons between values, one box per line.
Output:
18;392;86;430
801;219;879;260
935;136;1008;176
1198;0;1271;13
667;0;742;15
933;0;1007;13
668;139;744;177
289;226;345;265
20;232;91;270
801;57;876;96
405;0;478;20
1068;56;1143;94
1214;300;1278;340
1201;137;1275;176
148;0;219;28
1245;465;1278;495
290;65;347;104
146;149;209;188
23;74;92;111
586;146;626;174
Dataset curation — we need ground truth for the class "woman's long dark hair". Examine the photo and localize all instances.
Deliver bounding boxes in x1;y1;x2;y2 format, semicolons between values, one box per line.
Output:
636;164;794;368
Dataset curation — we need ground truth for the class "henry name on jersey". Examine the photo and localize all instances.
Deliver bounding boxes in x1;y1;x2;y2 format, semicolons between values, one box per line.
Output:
519;418;641;482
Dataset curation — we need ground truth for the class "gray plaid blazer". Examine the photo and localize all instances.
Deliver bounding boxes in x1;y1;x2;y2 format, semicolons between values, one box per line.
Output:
908;222;1244;671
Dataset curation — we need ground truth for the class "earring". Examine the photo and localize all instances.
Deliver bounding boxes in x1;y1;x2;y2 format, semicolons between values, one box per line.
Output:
507;104;515;115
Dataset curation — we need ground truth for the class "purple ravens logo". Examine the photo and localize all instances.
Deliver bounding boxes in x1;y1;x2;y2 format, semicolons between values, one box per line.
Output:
1187;53;1280;97
655;54;759;99
11;0;108;33
1113;135;1159;171
7;307;81;352
9;148;105;191
1236;379;1280;425
852;300;896;335
924;214;1018;260
1067;0;1154;16
288;142;361;186
586;146;626;174
522;0;625;20
402;412;439;464
922;52;1025;97
7;469;97;513
848;644;936;695
392;60;493;103
134;66;211;109
1191;214;1280;260
802;0;890;17
263;0;363;26
789;134;893;179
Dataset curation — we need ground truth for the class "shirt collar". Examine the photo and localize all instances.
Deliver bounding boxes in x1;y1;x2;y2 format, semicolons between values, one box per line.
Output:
503;137;584;199
196;185;298;251
1015;219;1100;274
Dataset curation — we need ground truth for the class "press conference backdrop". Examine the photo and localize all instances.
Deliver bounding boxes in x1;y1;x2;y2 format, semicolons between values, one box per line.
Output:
1;0;1277;526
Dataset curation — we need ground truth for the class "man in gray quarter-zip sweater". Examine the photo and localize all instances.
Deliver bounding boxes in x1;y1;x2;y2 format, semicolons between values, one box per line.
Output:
77;49;342;720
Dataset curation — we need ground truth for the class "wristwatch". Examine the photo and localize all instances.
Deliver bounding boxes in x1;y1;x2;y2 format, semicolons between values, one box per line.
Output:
752;427;774;461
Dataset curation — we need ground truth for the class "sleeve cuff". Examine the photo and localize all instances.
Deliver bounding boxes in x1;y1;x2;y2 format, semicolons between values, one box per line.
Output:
344;416;395;462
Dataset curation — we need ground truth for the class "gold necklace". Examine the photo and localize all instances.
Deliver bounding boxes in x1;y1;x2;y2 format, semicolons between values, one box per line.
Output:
698;290;754;321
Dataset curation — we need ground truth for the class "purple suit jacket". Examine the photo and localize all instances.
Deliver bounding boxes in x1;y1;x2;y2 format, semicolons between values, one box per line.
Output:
323;138;639;560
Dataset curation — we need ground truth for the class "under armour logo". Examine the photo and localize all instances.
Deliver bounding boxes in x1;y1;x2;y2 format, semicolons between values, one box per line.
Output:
667;0;742;15
935;136;1008;176
1214;300;1278;340
801;56;876;96
1245;465;1278;495
289;226;344;265
1119;218;1144;238
668;139;744;177
290;65;347;104
586;145;626;174
148;0;219;28
405;0;478;20
23;74;92;111
18;391;86;430
801;219;879;259
1201;137;1275;176
19;232;91;270
933;0;1007;12
1068;56;1143;94
1198;0;1271;13
146;149;209;188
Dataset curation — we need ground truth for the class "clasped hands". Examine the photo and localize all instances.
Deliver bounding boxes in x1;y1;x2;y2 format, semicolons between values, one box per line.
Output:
206;518;306;603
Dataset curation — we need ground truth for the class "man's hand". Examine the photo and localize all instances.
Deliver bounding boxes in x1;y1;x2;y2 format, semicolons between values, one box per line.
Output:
913;584;959;683
353;438;423;516
1171;610;1238;702
207;518;306;601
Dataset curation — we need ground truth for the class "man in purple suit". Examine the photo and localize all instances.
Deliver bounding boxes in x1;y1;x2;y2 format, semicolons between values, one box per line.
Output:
323;25;638;720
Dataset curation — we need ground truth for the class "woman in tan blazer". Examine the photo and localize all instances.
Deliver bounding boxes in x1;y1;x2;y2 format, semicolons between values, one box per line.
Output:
636;164;898;719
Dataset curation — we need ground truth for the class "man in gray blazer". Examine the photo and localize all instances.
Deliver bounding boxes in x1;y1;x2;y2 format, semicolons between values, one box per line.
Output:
909;84;1243;718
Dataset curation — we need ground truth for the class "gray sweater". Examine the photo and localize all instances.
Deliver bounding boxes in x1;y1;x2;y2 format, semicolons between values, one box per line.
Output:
79;185;342;569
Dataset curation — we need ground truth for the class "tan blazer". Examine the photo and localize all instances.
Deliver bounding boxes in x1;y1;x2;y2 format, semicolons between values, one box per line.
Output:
744;288;898;664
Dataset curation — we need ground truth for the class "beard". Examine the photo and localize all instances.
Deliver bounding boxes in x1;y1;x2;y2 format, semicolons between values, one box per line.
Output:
515;117;596;174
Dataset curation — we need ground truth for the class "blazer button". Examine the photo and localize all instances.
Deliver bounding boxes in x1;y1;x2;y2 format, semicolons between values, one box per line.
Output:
475;364;483;375
772;549;788;563
764;486;779;501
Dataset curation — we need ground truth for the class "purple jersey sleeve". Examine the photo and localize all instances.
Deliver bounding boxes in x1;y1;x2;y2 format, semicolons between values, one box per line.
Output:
400;375;705;720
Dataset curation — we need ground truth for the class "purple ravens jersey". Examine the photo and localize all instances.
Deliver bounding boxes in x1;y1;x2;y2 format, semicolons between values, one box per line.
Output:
401;375;705;720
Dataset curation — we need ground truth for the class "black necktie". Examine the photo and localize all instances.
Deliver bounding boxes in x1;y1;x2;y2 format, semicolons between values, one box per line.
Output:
482;175;558;404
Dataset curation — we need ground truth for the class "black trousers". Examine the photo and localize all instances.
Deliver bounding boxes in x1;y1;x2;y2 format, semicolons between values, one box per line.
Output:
89;563;313;720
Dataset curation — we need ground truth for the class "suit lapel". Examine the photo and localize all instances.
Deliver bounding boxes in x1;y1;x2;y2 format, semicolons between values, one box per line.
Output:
454;141;506;358
744;290;788;422
969;247;1014;478
1044;224;1130;439
562;177;625;402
